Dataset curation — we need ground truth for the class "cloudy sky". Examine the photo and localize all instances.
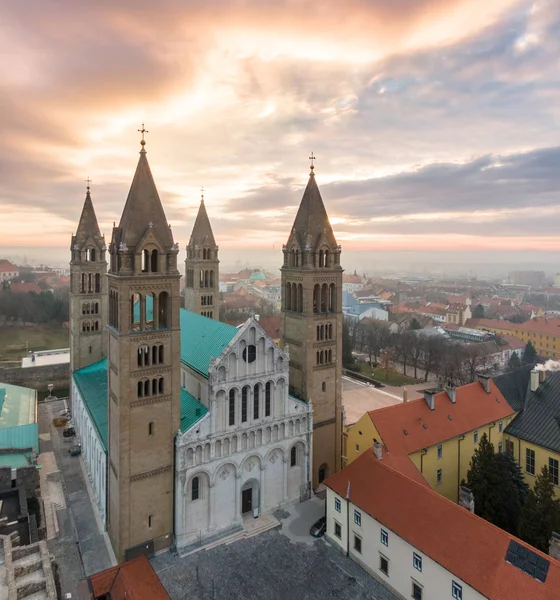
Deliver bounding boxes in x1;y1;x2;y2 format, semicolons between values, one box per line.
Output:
1;0;559;261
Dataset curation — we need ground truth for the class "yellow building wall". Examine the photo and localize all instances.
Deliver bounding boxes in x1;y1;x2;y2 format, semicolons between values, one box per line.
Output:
504;434;560;500
408;417;514;502
344;412;383;467
475;323;560;359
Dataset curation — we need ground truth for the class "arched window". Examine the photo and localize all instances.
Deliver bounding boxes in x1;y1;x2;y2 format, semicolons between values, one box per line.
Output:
159;378;164;394
204;270;209;288
81;273;86;293
290;446;297;467
229;389;236;426
297;283;303;312
253;384;259;420
241;386;249;423
88;273;93;293
316;325;320;341
321;284;328;312
137;380;143;398
159;292;169;328
192;477;199;501
285;282;292;311
328;349;332;363
324;249;329;267
319;249;324;267
210;270;214;288
265;381;272;417
329;284;336;312
200;270;204;288
95;273;100;293
152;379;157;395
322;381;326;392
313;284;320;313
159;344;164;364
151;250;158;273
144;379;150;397
148;422;154;436
295;249;299;267
316;351;320;365
329;323;333;339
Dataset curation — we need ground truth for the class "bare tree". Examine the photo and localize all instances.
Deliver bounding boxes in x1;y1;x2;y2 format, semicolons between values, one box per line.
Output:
391;331;413;376
364;321;391;364
422;336;447;382
408;333;424;380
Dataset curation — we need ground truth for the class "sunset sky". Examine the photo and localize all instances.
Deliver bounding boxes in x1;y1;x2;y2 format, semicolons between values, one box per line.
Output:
1;0;559;258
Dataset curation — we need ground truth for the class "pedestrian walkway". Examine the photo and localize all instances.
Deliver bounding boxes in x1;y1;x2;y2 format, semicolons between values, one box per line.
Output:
38;399;114;597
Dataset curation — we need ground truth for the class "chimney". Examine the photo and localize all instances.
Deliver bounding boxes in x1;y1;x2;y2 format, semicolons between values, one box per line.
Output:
373;441;383;460
446;385;456;404
403;386;408;403
549;532;560;560
477;374;491;394
530;369;539;393
423;389;436;411
539;370;546;384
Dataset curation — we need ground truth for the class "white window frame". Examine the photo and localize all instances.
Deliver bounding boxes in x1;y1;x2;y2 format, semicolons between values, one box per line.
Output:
381;528;388;546
334;497;341;513
354;510;361;526
437;444;443;459
334;520;342;539
412;580;423;600
452;581;463;600
413;552;422;572
498;420;503;433
473;430;478;444
436;468;442;485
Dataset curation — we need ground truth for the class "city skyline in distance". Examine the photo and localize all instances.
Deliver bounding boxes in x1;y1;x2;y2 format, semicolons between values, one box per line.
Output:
1;1;559;256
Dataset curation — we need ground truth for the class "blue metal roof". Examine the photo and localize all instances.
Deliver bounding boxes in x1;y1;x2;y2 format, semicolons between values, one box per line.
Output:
179;309;238;377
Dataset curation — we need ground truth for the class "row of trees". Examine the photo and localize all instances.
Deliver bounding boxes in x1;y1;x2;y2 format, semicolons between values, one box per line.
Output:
0;290;69;324
466;434;560;552
345;318;537;384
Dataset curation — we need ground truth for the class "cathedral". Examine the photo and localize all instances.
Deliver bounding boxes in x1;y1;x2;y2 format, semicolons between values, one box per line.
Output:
70;134;342;562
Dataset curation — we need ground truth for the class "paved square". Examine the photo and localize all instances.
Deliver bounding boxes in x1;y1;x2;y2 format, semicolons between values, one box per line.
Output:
152;529;397;600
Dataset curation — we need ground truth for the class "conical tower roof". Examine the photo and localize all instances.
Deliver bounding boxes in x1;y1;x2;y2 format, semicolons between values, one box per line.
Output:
188;196;216;248
117;147;174;249
288;169;337;250
73;188;103;248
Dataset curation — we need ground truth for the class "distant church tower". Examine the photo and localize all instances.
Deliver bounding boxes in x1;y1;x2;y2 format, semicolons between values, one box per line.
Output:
280;157;343;487
69;182;108;372
184;190;219;319
106;131;181;561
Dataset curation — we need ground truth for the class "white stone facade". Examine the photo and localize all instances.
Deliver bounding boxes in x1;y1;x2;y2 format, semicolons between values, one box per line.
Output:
71;379;107;527
175;318;313;550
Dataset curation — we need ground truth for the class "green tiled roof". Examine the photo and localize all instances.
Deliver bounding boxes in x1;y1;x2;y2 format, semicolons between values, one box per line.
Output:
180;309;238;377
505;370;560;453
74;358;108;451
180;388;208;432
0;423;39;453
0;452;34;469
0;383;37;428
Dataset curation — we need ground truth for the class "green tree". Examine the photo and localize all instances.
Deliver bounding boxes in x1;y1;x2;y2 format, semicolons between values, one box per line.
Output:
465;434;528;534
518;466;560;552
507;352;522;371
523;341;537;365
409;318;421;330
472;303;485;318
342;319;355;368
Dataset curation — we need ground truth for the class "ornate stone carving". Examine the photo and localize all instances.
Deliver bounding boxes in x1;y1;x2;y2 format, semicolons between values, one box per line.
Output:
269;452;278;464
245;460;255;472
219;468;230;480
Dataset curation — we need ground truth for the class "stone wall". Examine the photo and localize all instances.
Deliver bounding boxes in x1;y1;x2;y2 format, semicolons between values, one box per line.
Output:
0;363;69;391
0;466;39;500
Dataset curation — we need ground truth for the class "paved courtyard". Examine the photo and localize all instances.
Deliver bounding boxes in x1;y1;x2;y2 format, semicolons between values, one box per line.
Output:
153;498;396;600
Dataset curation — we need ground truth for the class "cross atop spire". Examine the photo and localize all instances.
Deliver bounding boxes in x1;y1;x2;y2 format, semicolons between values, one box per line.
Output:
201;186;205;203
309;152;316;174
85;177;92;192
138;123;149;150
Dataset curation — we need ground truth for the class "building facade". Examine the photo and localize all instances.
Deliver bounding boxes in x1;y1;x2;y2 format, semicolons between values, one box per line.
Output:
184;194;219;319
281;162;343;486
106;139;182;561
69;185;108;372
0;259;19;283
175;316;312;550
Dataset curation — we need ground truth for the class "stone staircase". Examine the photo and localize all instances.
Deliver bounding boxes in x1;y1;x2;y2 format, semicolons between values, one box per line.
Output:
181;513;281;557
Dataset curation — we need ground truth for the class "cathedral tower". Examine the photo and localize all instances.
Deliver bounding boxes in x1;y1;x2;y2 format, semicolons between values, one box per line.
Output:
184;191;219;319
106;132;181;561
69;182;108;372
280;158;343;487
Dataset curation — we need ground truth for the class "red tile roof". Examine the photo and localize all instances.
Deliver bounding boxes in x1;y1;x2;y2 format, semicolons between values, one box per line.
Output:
0;259;18;272
257;315;281;339
499;334;526;351
88;555;169;600
368;381;515;455
325;451;560;600
9;282;42;294
466;318;516;331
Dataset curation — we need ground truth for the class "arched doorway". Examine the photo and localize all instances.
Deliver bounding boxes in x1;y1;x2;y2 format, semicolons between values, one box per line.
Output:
241;479;260;515
318;463;329;484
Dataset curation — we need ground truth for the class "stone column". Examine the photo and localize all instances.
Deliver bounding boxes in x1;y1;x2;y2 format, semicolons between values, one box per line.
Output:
140;295;145;330
260;464;266;510
282;455;288;502
208;481;215;530
235;472;241;521
153;294;159;329
177;472;186;545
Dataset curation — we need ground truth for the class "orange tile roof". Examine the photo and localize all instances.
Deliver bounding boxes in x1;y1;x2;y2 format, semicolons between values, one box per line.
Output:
257;315;281;339
0;259;18;272
518;317;560;336
368;381;515;455
325;451;560;600
499;334;525;351
88;555;169;600
466;318;516;331
9;282;42;294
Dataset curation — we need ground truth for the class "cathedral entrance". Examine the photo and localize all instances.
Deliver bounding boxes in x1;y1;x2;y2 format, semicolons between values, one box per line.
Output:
242;488;252;514
318;463;329;484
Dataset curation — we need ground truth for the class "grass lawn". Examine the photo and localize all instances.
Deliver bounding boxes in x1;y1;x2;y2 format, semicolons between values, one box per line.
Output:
358;362;417;386
0;325;69;362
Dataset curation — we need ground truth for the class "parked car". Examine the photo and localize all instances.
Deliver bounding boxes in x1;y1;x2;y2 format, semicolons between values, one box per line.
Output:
63;427;75;438
310;516;326;538
69;444;82;456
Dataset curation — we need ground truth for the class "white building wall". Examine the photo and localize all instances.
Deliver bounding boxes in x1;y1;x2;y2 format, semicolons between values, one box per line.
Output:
175;318;313;550
325;488;486;600
71;378;107;527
